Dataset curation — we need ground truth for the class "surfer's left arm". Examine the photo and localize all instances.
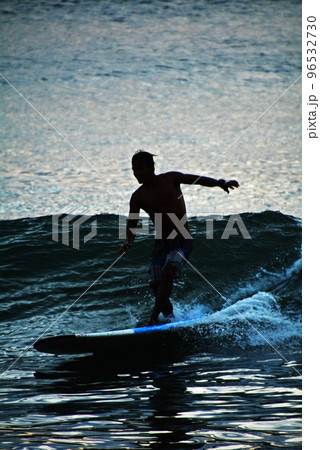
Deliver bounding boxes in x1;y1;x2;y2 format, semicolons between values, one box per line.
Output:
172;172;239;193
120;195;140;254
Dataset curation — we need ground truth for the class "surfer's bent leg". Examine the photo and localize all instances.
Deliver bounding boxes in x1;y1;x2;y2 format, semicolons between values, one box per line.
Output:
158;262;176;316
148;263;176;326
147;238;193;326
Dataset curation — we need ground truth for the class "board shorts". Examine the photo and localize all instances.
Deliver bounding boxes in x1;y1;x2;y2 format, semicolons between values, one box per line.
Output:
148;234;193;289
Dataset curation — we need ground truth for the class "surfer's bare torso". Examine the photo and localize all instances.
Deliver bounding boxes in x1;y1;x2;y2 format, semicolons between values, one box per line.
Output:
131;171;190;238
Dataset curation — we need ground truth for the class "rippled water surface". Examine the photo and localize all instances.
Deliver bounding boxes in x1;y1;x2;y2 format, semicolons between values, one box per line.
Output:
1;0;301;448
1;351;301;449
1;0;301;219
1;211;302;448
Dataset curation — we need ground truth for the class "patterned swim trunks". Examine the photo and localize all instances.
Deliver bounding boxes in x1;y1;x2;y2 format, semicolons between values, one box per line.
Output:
148;234;193;289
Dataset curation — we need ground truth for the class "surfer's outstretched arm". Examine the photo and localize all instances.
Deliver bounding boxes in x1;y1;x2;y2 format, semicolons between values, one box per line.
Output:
169;172;239;193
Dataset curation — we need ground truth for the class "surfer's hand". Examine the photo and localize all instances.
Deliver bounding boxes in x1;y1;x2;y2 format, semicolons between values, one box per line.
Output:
120;242;132;254
220;179;239;193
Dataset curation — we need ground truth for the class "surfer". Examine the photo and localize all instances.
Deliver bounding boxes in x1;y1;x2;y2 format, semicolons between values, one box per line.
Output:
120;150;239;326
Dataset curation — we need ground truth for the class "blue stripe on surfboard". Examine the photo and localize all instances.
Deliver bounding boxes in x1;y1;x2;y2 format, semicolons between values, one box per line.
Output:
76;317;203;338
134;317;201;334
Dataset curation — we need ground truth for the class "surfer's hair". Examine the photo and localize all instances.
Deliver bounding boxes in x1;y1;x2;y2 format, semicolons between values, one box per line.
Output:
132;150;156;170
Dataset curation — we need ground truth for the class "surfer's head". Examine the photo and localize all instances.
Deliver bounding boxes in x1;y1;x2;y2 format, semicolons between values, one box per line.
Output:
132;150;156;184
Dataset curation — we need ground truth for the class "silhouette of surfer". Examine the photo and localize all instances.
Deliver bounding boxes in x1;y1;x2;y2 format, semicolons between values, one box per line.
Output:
120;150;239;326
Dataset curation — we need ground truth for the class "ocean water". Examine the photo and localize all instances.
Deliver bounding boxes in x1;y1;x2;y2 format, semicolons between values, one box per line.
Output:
1;0;301;219
1;0;301;449
0;211;302;449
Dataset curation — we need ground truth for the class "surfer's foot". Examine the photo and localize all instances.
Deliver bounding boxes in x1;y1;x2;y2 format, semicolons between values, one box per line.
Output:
164;312;175;322
161;301;174;318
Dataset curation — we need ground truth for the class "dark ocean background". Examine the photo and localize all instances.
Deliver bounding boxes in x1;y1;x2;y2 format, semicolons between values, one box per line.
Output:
0;211;302;448
1;0;301;448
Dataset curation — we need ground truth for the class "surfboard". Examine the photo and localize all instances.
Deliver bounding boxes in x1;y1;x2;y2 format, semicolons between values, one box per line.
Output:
34;317;209;355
